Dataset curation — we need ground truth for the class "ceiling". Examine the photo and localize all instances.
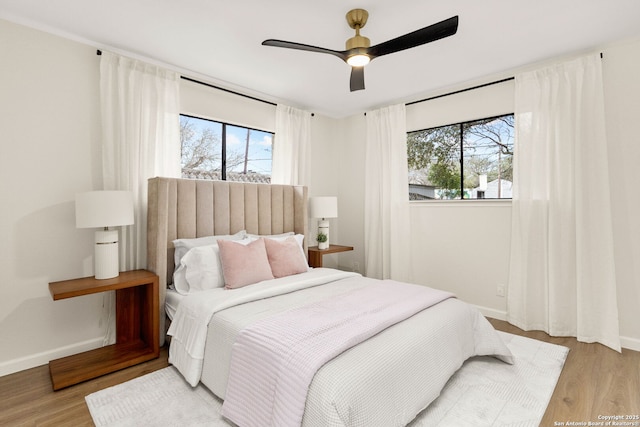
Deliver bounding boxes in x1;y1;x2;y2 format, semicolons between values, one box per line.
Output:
2;0;640;118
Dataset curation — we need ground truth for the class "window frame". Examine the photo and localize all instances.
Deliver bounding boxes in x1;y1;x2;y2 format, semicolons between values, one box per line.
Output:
407;113;514;201
180;113;274;181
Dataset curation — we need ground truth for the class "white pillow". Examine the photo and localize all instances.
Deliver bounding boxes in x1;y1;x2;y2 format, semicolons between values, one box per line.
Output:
172;264;188;293
173;230;246;268
246;231;294;240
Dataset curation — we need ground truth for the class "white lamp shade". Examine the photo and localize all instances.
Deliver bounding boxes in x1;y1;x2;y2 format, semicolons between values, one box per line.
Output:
309;196;338;219
76;191;134;228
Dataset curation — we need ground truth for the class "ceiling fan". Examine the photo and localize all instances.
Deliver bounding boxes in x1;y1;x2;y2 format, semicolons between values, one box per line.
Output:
262;9;459;92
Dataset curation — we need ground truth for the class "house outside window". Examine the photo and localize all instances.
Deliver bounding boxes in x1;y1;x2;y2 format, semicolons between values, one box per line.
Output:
180;114;273;183
407;114;514;200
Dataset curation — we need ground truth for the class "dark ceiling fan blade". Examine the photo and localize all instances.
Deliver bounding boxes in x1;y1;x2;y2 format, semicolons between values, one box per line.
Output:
350;66;365;92
262;39;347;61
367;16;458;59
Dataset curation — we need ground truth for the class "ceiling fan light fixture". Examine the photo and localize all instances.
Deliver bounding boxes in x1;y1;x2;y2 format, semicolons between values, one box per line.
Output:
347;54;370;67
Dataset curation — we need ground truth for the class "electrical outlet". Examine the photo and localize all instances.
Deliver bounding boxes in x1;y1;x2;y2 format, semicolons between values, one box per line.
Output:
496;284;505;297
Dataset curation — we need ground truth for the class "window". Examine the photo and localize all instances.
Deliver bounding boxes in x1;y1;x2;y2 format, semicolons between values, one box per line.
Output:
407;114;514;200
180;114;273;183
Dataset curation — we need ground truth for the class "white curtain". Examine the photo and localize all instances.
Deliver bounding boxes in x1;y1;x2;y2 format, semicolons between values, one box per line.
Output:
100;51;181;273
271;104;311;186
364;104;411;281
508;54;621;351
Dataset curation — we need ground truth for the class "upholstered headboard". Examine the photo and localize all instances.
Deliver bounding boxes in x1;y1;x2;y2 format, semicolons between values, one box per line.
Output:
147;177;308;345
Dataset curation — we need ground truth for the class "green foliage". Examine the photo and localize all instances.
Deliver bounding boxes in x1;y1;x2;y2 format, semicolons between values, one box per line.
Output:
407;114;514;199
407;126;459;170
316;232;328;243
428;162;460;193
408;126;461;193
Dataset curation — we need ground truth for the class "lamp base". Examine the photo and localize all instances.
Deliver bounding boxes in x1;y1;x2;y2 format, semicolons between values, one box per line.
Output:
95;230;119;280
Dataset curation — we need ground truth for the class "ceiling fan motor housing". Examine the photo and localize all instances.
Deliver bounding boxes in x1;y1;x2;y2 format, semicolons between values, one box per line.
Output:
346;35;370;50
345;9;371;50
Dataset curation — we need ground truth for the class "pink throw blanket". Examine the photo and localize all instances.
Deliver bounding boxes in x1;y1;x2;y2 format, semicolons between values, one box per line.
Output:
221;280;454;427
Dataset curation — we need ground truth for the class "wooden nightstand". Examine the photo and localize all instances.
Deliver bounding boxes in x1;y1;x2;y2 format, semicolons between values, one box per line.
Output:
48;269;159;390
308;244;354;268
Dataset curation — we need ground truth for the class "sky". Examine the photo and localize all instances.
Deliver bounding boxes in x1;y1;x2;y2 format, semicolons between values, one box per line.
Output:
182;115;273;175
226;123;273;175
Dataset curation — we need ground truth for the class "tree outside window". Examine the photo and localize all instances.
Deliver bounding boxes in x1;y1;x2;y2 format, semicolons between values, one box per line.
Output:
407;114;514;200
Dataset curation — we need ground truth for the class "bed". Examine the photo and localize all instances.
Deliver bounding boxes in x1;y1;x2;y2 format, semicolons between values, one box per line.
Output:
147;177;513;427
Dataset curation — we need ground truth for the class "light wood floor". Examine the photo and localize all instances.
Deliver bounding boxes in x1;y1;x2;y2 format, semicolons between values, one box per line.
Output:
1;321;638;426
488;319;640;426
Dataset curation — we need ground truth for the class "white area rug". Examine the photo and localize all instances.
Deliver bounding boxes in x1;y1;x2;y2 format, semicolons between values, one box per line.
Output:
86;332;568;427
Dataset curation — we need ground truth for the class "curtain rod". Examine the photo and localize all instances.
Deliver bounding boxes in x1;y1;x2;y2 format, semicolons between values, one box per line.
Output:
406;52;603;107
97;49;279;108
179;76;278;107
405;77;515;106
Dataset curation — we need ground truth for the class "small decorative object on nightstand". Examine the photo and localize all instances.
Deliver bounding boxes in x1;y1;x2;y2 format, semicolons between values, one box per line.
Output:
316;231;329;250
309;196;338;248
48;269;159;390
308;244;354;268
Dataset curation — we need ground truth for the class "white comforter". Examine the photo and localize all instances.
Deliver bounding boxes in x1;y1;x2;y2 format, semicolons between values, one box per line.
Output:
168;269;514;426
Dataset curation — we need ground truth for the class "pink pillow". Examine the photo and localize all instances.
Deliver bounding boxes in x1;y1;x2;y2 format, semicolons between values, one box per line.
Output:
218;238;274;289
264;236;309;278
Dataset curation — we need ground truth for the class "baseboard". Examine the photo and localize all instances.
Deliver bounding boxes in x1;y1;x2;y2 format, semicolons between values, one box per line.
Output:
620;335;640;352
0;337;104;377
474;304;507;321
474;304;640;352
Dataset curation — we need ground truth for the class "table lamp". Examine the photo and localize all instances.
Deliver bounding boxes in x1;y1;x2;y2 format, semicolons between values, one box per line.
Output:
309;196;338;250
76;191;134;279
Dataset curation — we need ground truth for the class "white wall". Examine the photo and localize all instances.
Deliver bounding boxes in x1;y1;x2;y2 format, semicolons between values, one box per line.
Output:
0;19;106;375
602;38;640;348
408;202;512;318
308;114;342;269
180;78;276;132
331;115;367;272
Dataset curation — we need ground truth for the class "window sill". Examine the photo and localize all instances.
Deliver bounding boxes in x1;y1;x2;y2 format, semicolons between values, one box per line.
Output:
409;199;512;208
